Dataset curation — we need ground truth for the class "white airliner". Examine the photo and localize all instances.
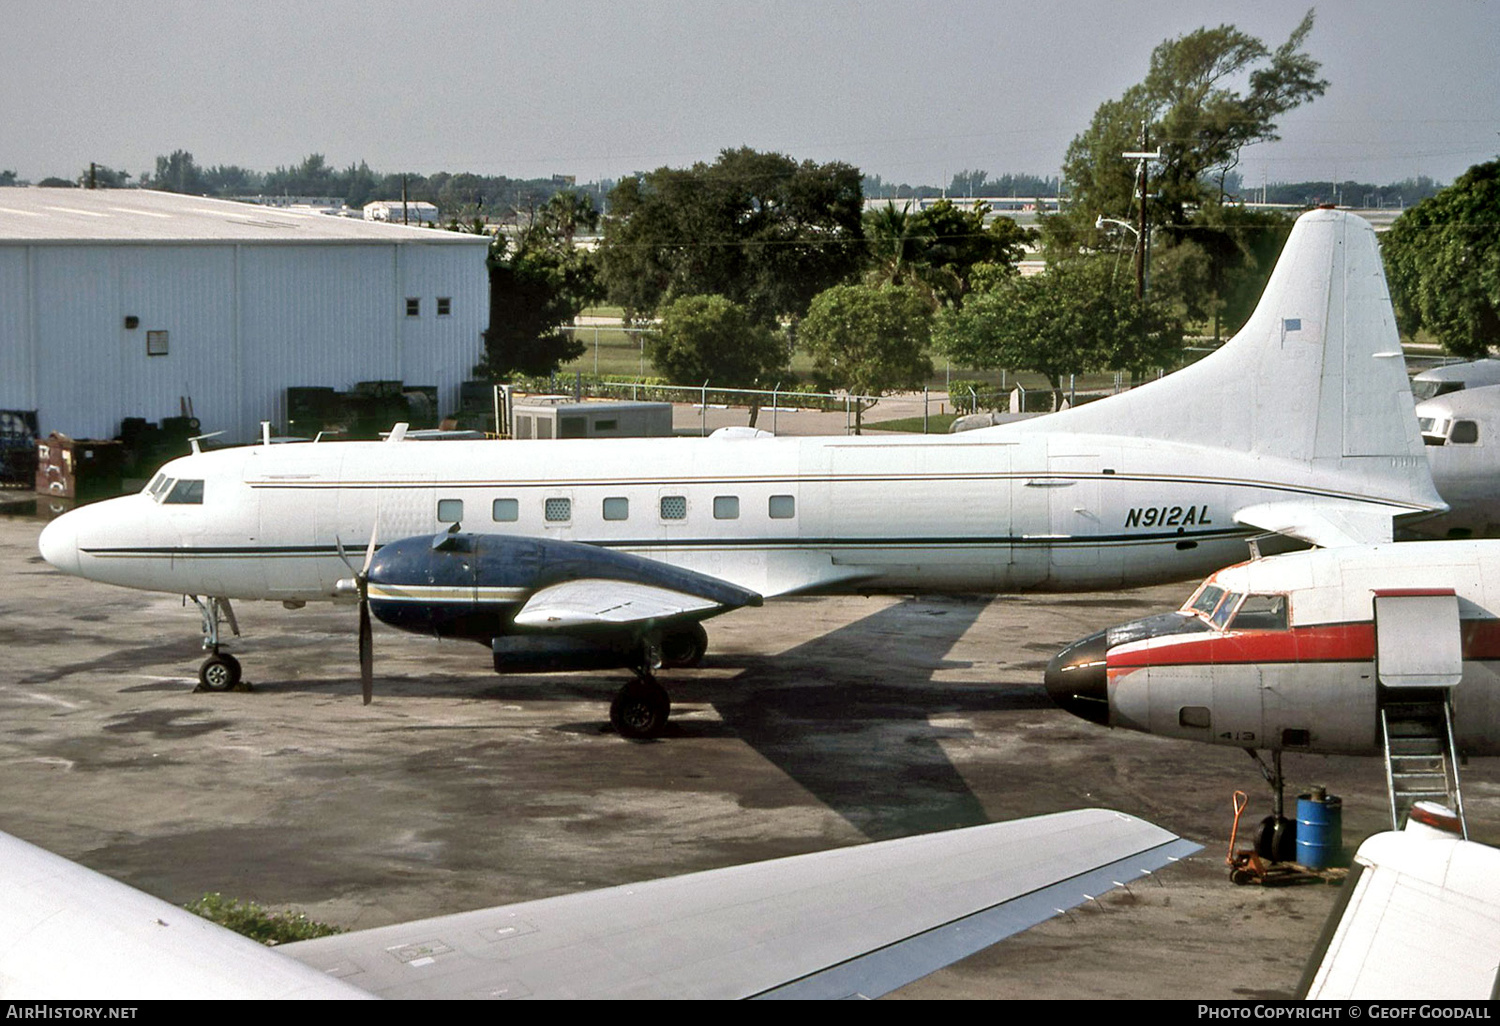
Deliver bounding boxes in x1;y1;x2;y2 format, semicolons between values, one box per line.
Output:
38;209;1445;736
1409;383;1500;539
1045;538;1500;855
0;808;1196;999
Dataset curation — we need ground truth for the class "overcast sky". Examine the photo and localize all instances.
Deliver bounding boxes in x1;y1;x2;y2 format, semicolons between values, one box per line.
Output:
4;0;1496;190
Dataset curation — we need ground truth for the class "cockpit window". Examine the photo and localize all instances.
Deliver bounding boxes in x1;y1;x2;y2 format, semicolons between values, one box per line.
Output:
163;479;204;504
146;473;172;500
1451;420;1479;445
1209;591;1243;629
1229;593;1289;631
1187;584;1225;618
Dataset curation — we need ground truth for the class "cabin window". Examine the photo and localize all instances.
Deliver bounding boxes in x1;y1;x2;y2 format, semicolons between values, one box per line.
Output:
405;297;420;317
544;498;571;523
437;499;463;523
492;498;519;522
1451;420;1479;444
713;496;739;520
1179;706;1211;729
1230;594;1289;631
514;416;533;440
768;494;795;519
163;479;204;505
559;416;587;439
603;497;629;521
594;419;618;432
436;297;451;316
536;419;553;440
660;495;687;520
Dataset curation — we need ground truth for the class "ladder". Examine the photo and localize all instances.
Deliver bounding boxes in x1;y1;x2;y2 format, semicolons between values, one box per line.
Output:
1380;689;1467;838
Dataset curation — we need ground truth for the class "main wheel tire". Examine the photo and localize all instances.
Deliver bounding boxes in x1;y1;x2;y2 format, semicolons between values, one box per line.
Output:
198;653;242;692
610;679;670;739
659;622;708;669
1255;815;1297;863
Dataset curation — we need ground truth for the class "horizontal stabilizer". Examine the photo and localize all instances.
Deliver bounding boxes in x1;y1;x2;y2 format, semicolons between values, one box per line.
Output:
282;809;1198;1000
1233;500;1405;548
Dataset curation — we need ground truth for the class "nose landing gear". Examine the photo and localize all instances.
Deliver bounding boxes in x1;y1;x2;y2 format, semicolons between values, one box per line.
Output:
191;596;245;692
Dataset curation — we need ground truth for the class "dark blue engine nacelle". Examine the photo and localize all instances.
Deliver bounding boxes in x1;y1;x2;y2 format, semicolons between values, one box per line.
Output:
365;532;756;662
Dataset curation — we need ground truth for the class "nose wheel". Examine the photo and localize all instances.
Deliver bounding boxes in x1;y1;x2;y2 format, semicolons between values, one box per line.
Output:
190;595;247;693
198;652;243;692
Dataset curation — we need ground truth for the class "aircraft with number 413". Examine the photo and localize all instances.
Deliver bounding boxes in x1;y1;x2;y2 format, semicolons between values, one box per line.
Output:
1044;539;1500;857
38;209;1445;737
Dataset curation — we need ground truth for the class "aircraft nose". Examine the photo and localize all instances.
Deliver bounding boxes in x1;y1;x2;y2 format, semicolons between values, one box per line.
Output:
38;513;82;576
37;514;81;576
1044;629;1110;726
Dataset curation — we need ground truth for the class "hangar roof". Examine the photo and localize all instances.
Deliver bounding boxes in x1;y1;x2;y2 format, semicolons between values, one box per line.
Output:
0;188;491;245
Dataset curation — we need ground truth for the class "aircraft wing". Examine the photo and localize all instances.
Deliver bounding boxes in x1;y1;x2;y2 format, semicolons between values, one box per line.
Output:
512;578;739;629
281;808;1198;1000
0;828;372;999
1299;829;1500;1000
1232;500;1402;548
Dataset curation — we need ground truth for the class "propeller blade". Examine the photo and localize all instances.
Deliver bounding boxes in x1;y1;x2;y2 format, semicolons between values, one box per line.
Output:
361;525;378;578
335;535;356;575
359;600;373;705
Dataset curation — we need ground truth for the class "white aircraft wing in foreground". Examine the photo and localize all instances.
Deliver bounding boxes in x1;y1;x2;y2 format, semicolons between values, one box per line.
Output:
0;809;1196;1000
1300;819;1500;1000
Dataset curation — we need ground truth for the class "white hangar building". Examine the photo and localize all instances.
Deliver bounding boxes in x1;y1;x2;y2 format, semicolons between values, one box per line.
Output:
0;189;491;443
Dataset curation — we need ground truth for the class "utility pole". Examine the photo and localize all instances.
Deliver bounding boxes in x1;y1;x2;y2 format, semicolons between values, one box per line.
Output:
1121;123;1162;301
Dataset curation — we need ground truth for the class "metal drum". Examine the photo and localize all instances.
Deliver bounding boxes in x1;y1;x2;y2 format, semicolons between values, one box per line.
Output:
1295;788;1343;868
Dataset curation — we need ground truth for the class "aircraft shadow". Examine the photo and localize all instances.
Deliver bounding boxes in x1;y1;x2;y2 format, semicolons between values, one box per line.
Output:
686;596;1041;842
217;596;1042;842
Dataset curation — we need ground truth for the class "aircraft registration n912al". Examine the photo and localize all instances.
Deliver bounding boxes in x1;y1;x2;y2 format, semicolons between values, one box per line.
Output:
39;209;1445;736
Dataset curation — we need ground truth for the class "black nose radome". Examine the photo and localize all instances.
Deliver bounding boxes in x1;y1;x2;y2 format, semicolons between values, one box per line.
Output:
1045;630;1110;726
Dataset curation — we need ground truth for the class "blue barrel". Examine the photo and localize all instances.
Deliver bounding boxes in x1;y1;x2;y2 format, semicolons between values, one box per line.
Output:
1296;791;1343;868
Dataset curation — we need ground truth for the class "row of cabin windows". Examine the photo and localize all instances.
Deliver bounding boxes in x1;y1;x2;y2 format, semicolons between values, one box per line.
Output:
405;297;453;317
435;494;795;525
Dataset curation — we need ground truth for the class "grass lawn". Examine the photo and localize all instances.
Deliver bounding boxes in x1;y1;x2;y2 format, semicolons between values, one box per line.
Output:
863;413;961;433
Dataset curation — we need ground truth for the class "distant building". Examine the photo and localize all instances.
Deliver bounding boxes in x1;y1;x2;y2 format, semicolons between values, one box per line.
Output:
0;189;489;443
362;200;440;225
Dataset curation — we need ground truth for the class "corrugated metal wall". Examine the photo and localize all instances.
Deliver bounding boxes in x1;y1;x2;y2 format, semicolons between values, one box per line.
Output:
0;240;487;443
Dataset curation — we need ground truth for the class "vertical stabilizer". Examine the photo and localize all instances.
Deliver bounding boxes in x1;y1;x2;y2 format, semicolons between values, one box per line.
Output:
1014;209;1443;514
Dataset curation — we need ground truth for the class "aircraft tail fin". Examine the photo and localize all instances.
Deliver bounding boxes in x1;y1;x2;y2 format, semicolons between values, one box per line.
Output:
1018;208;1444;517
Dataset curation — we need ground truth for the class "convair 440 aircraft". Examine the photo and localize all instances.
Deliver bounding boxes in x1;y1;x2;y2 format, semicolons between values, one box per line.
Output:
39;210;1444;736
1045;539;1500;856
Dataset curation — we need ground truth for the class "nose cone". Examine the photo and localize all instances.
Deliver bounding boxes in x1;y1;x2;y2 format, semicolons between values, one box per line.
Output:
37;514;81;576
1045;629;1110;726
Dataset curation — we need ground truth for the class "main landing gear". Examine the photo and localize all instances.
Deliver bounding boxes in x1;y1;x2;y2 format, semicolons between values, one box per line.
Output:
606;628;707;740
1244;748;1297;864
190;596;244;692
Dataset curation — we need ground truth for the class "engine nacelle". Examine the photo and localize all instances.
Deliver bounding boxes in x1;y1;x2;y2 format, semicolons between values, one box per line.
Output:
492;635;639;674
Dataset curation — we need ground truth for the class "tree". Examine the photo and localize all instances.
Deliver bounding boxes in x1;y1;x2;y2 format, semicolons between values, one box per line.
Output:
647;295;789;426
0;170;17;187
476;194;604;379
76;164;131;189
934;258;1184;410
150;150;206;194
1053;12;1326;241
800;284;934;432
864;200;1036;307
1383;160;1500;358
599;148;865;325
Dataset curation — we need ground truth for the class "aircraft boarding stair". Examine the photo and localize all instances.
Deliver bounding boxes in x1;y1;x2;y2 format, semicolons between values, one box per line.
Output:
1379;689;1467;837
